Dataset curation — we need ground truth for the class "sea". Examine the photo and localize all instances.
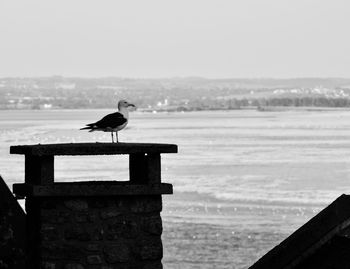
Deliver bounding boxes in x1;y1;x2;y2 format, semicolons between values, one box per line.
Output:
2;109;350;268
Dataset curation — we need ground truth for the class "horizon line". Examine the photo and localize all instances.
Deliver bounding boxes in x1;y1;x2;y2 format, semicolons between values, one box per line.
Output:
1;76;350;80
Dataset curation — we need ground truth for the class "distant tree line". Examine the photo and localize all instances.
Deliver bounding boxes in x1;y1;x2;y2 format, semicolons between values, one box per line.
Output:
180;97;350;111
2;86;350;110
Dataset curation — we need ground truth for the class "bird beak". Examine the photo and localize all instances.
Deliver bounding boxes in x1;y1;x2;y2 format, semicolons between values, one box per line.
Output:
128;103;136;108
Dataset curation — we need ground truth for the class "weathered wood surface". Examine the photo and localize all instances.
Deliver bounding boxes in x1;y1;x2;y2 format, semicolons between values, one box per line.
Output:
13;182;173;197
294;235;350;269
129;153;161;184
25;155;54;185
10;142;178;156
249;194;350;269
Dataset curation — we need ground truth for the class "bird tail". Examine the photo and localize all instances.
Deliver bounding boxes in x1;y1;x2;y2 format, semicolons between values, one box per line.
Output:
80;123;96;131
80;127;92;130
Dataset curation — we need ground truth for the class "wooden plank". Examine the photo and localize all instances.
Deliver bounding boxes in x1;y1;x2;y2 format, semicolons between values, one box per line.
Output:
249;194;350;269
10;142;178;156
25;155;54;185
129;153;161;184
293;235;350;268
129;153;147;183
146;153;161;184
13;182;173;197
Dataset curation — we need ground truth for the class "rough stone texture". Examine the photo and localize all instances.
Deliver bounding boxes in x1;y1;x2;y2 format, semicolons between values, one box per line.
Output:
143;261;163;269
0;176;25;269
86;243;100;252
103;243;131;263
142;215;163;235
64;199;89;211
26;195;164;268
64;264;85;269
138;238;163;260
86;255;103;264
100;208;121;219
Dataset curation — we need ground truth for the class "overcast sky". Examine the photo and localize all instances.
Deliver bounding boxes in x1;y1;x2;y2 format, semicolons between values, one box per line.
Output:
0;0;349;78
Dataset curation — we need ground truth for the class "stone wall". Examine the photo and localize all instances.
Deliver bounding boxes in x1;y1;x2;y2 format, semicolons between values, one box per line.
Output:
26;195;164;269
0;202;25;269
0;176;25;269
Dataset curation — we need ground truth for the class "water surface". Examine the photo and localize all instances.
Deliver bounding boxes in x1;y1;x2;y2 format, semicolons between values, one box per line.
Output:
1;109;350;268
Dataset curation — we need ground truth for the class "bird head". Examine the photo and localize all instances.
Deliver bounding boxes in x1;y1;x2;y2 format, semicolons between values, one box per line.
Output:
118;100;136;110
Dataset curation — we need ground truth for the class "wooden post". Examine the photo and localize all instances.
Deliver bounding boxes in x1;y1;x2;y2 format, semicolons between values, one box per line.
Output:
25;155;54;185
129;153;147;184
147;153;161;184
129;153;161;184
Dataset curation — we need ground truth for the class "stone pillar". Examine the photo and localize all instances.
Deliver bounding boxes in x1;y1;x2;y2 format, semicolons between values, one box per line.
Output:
10;143;177;269
22;183;171;269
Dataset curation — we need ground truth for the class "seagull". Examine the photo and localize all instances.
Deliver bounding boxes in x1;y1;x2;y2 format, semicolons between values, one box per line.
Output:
80;100;135;143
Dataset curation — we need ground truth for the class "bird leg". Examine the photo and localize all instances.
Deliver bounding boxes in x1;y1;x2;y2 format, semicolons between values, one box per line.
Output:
111;132;114;143
116;132;119;143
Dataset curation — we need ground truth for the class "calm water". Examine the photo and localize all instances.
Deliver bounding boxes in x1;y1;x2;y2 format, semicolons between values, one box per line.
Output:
2;109;350;268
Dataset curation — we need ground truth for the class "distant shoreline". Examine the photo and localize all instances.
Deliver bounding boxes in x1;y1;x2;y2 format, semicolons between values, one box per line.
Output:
2;106;350;113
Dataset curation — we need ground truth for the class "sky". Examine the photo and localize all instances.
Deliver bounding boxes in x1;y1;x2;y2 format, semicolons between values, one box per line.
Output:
0;0;350;78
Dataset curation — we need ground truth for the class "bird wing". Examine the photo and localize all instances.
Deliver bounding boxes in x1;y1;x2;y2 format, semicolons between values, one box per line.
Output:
93;112;127;129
